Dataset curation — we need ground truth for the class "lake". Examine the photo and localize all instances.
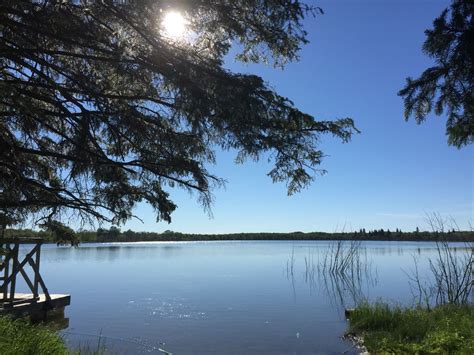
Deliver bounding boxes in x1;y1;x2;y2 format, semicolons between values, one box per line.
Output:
18;241;469;354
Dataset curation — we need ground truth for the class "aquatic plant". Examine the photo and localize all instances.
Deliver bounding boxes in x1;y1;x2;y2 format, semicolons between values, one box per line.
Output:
319;239;363;275
407;213;473;307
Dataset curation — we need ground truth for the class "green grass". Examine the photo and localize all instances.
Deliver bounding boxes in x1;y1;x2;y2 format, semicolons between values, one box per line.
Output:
347;302;474;354
0;316;68;355
0;316;108;354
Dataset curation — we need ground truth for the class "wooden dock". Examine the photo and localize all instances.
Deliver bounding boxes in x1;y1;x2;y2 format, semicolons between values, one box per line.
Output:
1;238;71;320
0;293;70;320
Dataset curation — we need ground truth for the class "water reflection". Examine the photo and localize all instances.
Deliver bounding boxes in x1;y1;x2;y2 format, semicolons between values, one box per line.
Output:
285;242;378;309
318;263;378;310
23;241;471;354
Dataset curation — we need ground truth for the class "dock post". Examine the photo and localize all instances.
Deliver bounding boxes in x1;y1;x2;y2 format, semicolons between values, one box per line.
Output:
0;238;51;308
0;238;57;315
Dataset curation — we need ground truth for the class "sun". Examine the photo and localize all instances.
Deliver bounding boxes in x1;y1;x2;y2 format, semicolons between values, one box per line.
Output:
162;11;187;38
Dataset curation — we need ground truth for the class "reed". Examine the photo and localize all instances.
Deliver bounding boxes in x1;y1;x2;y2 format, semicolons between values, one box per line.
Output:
407;213;473;307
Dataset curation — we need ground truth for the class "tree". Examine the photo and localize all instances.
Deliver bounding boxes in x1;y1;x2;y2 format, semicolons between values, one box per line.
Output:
398;0;473;148
40;220;79;246
0;1;357;226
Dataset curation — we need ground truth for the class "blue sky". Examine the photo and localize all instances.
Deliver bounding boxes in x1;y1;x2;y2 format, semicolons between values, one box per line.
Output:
121;0;473;233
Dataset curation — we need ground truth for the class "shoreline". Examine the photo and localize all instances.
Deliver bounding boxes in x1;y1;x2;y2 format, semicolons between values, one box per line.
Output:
4;230;474;244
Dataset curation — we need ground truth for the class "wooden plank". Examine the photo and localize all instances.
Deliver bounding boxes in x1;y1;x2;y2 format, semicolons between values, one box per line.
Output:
0;247;12;272
0;243;4;297
28;258;51;301
33;245;41;298
0;240;57;316
9;243;19;303
2;246;10;300
1;297;39;306
0;294;70;318
19;267;36;296
3;244;40;286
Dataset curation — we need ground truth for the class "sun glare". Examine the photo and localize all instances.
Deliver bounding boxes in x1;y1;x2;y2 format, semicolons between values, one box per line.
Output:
162;11;187;38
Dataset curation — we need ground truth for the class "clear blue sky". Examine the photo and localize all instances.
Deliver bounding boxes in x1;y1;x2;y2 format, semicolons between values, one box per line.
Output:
121;0;473;233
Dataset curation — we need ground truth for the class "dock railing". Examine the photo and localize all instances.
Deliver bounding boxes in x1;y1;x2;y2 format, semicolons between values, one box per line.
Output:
0;238;51;308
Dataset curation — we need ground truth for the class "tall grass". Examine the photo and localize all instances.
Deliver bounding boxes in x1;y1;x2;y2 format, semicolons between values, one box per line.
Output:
347;302;474;353
0;316;111;355
0;316;68;355
319;239;362;275
407;213;473;307
315;239;377;307
430;240;473;305
282;240;376;307
286;246;295;278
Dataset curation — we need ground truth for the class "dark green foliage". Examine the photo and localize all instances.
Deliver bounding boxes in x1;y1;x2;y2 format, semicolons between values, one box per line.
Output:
40;220;79;246
5;228;474;243
0;316;68;355
0;1;357;226
0;316;107;354
399;0;474;147
347;302;474;353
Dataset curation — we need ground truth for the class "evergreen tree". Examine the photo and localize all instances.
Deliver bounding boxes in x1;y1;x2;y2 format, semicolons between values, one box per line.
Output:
40;220;79;246
399;0;473;147
0;0;357;226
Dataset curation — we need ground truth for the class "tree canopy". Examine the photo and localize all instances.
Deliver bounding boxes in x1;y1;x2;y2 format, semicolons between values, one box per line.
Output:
0;0;357;226
40;220;79;246
398;0;473;148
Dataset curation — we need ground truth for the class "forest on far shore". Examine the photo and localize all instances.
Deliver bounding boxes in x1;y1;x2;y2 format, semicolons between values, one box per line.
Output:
3;227;474;243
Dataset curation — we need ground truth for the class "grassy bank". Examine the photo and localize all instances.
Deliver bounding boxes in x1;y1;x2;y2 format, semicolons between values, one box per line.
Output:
0;316;106;354
0;316;67;355
346;302;474;354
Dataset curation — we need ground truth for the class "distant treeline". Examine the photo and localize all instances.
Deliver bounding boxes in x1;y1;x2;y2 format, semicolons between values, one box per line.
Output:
3;227;474;243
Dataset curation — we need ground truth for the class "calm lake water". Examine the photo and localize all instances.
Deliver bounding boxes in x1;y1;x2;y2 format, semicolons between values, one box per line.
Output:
17;241;470;354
